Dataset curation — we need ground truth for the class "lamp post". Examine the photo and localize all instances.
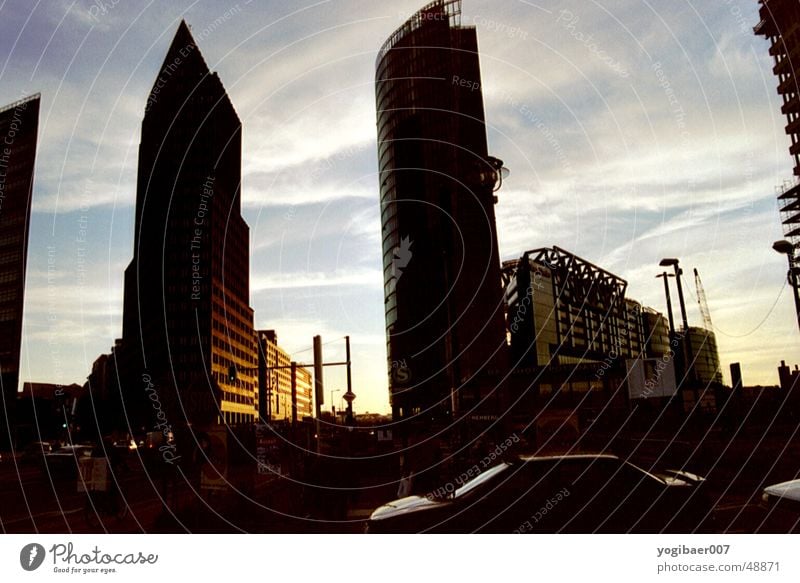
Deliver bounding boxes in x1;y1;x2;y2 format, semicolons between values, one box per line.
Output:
660;258;695;402
774;240;800;332
659;258;688;331
656;272;676;335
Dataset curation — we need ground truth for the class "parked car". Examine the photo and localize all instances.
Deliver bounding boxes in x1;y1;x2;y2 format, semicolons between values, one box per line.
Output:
761;479;800;532
367;454;712;533
113;438;138;453
654;469;706;487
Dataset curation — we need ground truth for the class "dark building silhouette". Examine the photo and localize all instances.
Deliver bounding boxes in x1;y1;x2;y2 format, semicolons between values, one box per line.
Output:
119;22;257;428
778;359;799;392
15;382;83;444
730;362;743;391
0;94;39;449
375;0;507;422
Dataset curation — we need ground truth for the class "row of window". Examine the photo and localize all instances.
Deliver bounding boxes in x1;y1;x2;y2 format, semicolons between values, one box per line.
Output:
221;389;254;406
211;368;253;393
211;320;256;366
0;269;19;283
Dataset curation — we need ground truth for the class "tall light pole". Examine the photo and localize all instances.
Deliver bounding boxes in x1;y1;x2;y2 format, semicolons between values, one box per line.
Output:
660;258;688;331
774;240;800;332
660;258;695;399
656;271;676;335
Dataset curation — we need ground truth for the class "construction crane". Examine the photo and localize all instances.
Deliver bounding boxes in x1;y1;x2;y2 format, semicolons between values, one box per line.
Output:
693;268;713;331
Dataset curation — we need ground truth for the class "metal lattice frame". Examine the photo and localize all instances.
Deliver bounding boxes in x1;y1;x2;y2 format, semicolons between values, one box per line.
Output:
778;182;800;251
521;246;627;310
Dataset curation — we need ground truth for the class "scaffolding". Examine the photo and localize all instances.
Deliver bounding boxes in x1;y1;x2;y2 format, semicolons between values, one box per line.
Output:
778;181;800;251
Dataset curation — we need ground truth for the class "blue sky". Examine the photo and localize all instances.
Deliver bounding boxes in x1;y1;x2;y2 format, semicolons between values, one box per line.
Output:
1;0;797;414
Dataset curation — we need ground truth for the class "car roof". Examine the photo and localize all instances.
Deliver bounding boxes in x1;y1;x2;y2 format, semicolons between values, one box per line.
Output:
518;453;620;463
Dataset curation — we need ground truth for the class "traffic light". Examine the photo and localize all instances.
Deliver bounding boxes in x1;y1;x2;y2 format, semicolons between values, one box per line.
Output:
228;365;237;383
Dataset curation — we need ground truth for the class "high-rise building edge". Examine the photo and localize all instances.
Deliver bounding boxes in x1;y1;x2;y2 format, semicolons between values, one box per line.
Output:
0;94;39;449
375;0;508;423
119;22;257;428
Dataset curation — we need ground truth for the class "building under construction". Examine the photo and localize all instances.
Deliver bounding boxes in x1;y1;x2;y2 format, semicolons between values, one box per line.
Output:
503;247;645;370
501;247;726;440
501;247;674;428
754;0;800;178
754;0;800;329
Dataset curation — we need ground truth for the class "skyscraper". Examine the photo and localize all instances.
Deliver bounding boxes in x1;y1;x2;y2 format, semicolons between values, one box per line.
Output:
120;22;257;427
375;1;507;422
0;94;39;449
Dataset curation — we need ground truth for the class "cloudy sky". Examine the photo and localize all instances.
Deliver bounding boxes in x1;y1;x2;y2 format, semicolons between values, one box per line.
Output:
1;0;797;414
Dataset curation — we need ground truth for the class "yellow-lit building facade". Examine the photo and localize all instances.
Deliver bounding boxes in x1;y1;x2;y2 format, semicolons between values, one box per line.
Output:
257;330;313;422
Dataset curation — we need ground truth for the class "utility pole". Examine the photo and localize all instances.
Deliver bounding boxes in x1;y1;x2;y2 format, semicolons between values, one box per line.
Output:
344;335;354;425
291;361;297;426
313;335;324;418
313;335;323;453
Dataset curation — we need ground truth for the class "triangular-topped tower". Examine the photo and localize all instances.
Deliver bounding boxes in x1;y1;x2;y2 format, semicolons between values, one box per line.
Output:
117;21;257;429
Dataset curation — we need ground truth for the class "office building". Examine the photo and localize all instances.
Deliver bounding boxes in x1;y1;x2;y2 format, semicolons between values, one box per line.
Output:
503;246;645;368
120;22;257;427
375;0;507;421
502;246;683;408
0;94;39;449
257;330;313;423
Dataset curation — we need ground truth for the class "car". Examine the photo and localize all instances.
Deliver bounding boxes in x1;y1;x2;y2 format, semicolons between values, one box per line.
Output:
367;454;712;533
655;469;706;487
762;479;800;507
113;438;138;452
761;479;800;532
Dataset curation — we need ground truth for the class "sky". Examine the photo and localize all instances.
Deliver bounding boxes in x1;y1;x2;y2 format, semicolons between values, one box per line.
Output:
0;0;797;415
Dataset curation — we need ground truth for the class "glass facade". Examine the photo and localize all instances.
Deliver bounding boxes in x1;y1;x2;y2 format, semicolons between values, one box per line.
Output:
376;0;507;420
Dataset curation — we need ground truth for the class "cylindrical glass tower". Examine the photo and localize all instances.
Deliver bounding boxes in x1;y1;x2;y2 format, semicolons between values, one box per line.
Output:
375;0;507;422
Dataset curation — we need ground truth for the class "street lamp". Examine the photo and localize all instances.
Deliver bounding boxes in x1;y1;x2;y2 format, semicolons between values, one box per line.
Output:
478;156;510;200
659;258;689;331
656;271;676;335
773;239;800;332
660;257;696;396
